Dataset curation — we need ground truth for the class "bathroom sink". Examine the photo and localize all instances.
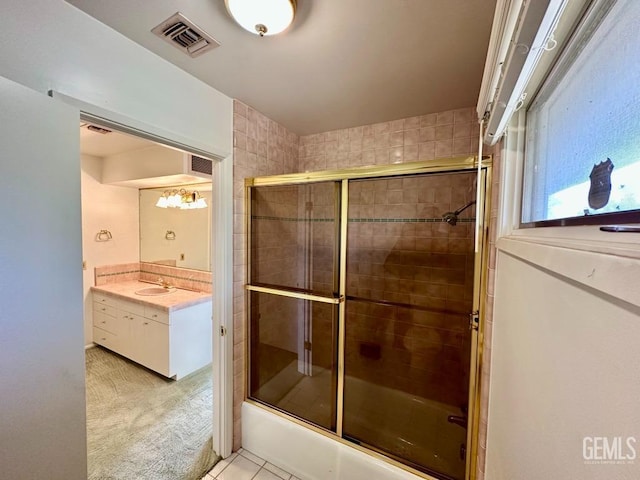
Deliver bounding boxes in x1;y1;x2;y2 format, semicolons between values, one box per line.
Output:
135;286;176;296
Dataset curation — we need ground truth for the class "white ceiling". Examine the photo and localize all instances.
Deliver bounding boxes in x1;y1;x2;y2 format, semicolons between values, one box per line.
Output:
80;123;154;157
80;124;211;187
67;0;496;136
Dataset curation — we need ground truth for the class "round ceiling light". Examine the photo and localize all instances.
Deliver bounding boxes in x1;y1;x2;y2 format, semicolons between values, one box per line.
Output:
225;0;296;37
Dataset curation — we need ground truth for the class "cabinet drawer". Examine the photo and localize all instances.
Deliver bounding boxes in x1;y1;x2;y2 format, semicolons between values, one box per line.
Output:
145;306;169;325
93;292;119;308
93;310;116;333
93;302;117;318
93;326;125;354
121;300;145;317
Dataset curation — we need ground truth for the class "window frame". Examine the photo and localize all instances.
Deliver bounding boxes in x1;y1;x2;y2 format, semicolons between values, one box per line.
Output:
517;0;640;228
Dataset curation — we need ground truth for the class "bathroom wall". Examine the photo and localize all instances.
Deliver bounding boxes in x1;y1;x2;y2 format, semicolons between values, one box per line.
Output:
250;185;301;353
345;172;476;408
485;249;640;480
234;102;502;465
139;187;212;271
298;108;480;171
81;153;139;345
0;1;233;476
232;100;301;448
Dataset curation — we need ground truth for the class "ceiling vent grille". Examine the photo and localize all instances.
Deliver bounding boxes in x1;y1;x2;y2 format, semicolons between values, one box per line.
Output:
86;124;112;134
190;155;213;176
152;12;220;58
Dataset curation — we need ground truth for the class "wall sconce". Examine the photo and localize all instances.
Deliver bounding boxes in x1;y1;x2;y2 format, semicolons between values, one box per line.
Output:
225;0;296;37
156;189;207;209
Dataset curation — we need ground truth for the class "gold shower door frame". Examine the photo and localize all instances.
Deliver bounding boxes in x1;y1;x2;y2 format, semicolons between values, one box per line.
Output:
245;156;492;480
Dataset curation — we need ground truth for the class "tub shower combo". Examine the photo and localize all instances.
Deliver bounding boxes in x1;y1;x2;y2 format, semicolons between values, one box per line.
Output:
245;156;491;480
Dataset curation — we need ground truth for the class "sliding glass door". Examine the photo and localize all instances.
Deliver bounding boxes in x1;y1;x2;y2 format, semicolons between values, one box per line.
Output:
246;158;490;480
343;172;478;480
247;181;342;431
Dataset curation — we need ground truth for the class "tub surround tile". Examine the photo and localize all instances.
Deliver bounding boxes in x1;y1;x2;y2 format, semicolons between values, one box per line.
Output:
232;100;502;473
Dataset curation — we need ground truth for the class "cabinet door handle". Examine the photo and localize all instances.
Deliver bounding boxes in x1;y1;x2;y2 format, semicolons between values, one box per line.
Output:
101;307;106;311
152;314;157;318
101;321;106;324
144;322;149;325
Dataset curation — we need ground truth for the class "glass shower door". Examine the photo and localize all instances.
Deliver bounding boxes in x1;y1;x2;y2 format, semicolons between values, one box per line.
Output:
247;181;341;431
342;171;478;480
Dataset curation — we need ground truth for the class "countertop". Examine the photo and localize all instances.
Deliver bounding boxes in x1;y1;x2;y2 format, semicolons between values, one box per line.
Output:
91;281;211;313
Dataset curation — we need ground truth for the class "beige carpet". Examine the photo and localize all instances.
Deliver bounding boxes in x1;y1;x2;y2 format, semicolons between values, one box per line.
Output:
85;346;217;480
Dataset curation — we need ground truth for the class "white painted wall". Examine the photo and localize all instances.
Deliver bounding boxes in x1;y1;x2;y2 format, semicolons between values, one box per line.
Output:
485;244;640;480
102;145;186;185
81;154;139;346
0;0;232;157
0;0;234;475
0;76;86;479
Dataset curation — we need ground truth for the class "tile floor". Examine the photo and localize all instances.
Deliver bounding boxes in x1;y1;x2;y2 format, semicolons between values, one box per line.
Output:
202;448;300;480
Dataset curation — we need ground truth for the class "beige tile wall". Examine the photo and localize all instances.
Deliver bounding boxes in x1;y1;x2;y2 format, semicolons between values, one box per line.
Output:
344;172;476;408
139;262;212;293
232;101;501;477
94;262;212;292
299;108;480;172
232;100;300;449
476;141;501;480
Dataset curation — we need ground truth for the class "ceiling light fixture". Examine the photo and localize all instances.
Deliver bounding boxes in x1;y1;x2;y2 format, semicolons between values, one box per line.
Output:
155;189;208;209
225;0;296;37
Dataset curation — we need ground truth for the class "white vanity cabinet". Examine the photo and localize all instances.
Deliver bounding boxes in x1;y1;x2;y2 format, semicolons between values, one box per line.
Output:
92;291;211;379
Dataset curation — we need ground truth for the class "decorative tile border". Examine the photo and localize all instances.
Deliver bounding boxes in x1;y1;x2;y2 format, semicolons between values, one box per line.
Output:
251;215;475;223
94;262;140;286
140;262;212;293
94;262;212;293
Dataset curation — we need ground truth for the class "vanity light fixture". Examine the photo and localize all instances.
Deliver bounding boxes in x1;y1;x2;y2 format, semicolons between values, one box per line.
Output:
155;189;207;209
225;0;296;37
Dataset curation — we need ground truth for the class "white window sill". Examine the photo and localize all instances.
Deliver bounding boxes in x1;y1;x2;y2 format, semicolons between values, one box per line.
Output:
497;232;640;309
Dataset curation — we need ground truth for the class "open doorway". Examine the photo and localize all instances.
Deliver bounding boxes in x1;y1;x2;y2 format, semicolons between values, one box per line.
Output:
80;123;217;478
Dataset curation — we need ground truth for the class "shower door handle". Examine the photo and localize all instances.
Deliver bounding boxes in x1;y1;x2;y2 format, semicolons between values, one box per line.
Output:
469;311;479;331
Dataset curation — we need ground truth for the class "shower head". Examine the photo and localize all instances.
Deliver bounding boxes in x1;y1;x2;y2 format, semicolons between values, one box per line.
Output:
442;200;476;226
442;211;459;226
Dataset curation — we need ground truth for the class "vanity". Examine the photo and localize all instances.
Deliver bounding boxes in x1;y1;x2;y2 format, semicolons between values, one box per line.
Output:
91;281;212;379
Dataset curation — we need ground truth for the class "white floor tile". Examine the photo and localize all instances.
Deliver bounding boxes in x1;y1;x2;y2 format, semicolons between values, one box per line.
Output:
207;453;237;477
217;455;261;480
264;462;292;480
239;448;266;467
254;469;283;480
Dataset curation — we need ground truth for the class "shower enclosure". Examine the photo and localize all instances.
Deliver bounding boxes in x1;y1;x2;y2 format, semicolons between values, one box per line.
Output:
245;157;491;480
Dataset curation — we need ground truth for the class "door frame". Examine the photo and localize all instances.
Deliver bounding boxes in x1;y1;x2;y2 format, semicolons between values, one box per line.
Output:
49;91;235;459
244;155;493;480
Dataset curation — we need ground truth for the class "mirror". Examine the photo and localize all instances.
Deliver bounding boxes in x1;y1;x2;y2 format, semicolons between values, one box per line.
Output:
139;183;212;271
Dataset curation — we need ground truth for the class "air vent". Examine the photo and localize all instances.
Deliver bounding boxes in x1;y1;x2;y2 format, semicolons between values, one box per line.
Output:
86;125;112;135
190;155;213;176
152;12;220;58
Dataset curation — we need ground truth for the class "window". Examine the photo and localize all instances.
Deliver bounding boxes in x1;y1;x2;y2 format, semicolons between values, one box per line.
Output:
522;0;640;226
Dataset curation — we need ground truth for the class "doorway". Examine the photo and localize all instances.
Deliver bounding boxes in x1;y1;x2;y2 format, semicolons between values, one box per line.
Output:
245;157;491;480
79;124;217;478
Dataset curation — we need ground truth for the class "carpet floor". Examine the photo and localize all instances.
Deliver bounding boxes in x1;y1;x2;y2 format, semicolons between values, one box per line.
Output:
85;346;217;480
